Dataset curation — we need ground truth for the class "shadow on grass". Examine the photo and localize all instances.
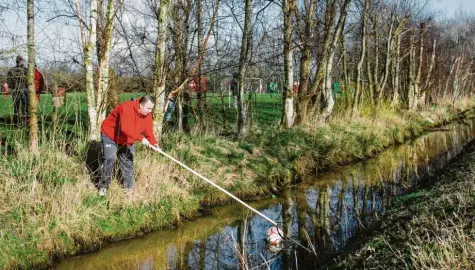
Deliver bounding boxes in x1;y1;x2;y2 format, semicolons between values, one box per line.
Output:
85;140;103;189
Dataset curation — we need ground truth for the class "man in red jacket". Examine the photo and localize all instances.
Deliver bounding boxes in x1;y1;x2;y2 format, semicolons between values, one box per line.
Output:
99;95;159;196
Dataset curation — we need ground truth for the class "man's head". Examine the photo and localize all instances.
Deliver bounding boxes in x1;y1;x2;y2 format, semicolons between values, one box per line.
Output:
138;95;155;116
16;56;25;67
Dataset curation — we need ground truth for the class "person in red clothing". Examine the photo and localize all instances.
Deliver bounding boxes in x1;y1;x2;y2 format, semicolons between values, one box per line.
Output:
34;66;46;101
2;81;7;99
99;95;159;196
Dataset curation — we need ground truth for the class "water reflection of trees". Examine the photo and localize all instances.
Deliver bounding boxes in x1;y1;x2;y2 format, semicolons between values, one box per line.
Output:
57;121;475;269
292;121;475;266
172;121;475;269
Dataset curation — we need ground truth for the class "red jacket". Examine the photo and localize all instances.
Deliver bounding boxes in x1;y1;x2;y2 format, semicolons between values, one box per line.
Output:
101;99;157;146
34;68;45;101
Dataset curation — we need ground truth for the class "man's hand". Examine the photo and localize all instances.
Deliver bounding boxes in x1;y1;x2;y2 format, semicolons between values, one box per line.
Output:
141;137;151;147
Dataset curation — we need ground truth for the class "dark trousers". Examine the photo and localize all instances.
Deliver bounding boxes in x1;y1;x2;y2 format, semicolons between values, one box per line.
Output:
100;134;135;189
12;88;29;124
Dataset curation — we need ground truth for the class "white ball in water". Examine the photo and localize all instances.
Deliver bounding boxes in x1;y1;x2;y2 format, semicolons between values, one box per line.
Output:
266;226;284;246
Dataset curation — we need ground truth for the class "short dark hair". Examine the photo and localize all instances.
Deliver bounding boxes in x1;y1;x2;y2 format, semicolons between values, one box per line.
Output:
16;55;24;65
139;95;155;105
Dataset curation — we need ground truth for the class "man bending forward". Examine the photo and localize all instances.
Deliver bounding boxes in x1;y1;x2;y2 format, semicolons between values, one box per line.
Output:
99;95;159;196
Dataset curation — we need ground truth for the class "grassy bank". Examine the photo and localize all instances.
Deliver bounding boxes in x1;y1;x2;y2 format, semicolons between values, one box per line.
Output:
0;96;474;269
328;147;475;269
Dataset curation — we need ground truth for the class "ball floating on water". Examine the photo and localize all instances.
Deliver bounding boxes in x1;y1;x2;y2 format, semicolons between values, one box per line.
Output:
266;226;284;246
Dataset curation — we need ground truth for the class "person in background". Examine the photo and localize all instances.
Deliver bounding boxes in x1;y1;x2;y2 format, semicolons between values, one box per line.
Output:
34;65;46;101
6;56;28;125
98;95;160;196
164;96;175;122
293;81;299;94
2;81;8;99
268;81;278;97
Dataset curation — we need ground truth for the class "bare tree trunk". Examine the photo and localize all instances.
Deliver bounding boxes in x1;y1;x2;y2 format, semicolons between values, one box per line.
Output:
352;0;368;114
408;28;416;110
451;58;463;104
391;32;402;107
177;92;183;130
52;83;59;136
444;56;459;98
373;14;380;97
295;0;315;125
152;0;171;141
237;0;252;136
181;0;192;132
107;68;119;112
413;26;425;109
82;0;99;141
281;0;295;128
196;0;204;121
74;0;118;141
171;3;186;131
459;60;473;99
377;15;394;106
366;14;375;106
302;0;336;122
341;35;351;110
320;0;350;122
96;0;116;127
27;0;38;152
420;39;436;106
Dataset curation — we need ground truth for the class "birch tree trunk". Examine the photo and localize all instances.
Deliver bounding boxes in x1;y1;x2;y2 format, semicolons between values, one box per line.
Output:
444;57;458;98
420;39;436;106
76;0;119;141
377;15;394;106
391;32;402;107
96;0;116;131
408;28;416;110
352;0;368;114
27;0;38;152
341;35;351;110
460;61;473;98
237;0;252;136
413;26;425;110
153;0;171;141
451;58;463;104
299;0;335;123
366;14;375;106
84;0;98;141
281;0;295;128
320;0;350;122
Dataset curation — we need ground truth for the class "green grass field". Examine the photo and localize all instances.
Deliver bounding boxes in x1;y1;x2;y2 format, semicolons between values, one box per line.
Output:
0;91;283;136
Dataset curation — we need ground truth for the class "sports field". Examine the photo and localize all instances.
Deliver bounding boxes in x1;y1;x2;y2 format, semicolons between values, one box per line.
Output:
0;91;284;135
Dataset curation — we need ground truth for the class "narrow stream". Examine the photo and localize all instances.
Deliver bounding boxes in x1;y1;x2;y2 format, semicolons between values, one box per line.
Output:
56;119;475;269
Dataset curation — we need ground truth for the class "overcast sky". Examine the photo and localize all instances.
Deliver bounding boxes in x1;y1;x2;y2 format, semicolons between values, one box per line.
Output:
435;0;475;16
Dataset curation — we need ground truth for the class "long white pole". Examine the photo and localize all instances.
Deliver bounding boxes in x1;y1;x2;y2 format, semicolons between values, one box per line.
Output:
150;145;278;227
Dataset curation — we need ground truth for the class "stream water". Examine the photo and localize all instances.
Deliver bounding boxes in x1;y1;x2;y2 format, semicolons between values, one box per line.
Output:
56;119;475;269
